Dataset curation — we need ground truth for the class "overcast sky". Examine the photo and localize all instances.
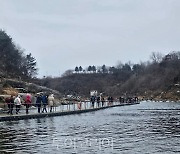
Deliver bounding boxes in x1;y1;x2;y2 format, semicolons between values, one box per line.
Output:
1;0;180;77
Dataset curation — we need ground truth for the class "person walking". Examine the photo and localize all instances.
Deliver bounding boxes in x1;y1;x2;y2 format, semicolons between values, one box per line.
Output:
14;95;21;114
101;96;105;107
90;96;95;108
77;101;82;110
96;96;100;108
107;96;111;106
48;94;55;112
25;94;31;114
36;94;42;113
5;95;14;115
42;94;48;113
110;96;114;105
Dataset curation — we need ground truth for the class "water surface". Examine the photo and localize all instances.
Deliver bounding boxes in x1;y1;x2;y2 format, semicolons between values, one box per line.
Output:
0;101;180;154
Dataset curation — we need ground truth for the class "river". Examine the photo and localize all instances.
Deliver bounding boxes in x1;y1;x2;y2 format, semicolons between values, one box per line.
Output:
0;101;180;154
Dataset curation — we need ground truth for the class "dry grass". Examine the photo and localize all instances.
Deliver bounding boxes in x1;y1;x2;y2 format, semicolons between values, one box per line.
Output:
2;88;18;96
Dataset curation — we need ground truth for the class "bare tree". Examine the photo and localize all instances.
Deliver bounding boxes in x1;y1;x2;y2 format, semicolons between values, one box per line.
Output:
116;61;123;69
150;52;164;63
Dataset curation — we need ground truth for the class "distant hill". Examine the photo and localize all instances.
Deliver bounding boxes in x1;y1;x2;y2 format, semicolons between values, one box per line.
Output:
37;53;180;101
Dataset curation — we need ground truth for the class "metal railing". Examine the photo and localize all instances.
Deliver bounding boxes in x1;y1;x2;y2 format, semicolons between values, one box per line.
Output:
0;99;139;116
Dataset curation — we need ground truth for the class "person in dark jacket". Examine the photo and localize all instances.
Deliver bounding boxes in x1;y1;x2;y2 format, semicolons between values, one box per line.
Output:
36;94;42;113
42;94;48;113
107;96;111;106
5;95;14;115
90;96;95;108
110;96;114;105
96;96;100;107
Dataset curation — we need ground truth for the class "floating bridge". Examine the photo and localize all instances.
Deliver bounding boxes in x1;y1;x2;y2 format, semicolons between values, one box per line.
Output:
0;102;139;122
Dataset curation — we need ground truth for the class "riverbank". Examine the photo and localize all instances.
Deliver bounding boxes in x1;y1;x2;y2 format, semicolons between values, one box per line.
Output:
139;92;180;102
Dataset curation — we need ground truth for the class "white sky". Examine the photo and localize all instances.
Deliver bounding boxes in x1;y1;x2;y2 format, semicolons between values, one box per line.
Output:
0;0;180;77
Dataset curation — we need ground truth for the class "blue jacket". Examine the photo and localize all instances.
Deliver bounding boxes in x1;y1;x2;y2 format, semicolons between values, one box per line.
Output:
42;95;48;105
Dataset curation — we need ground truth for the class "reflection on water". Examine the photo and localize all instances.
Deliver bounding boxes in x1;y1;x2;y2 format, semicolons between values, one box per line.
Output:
0;101;180;154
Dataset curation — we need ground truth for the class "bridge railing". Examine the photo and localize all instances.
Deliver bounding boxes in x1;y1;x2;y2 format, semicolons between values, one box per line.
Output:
0;100;138;116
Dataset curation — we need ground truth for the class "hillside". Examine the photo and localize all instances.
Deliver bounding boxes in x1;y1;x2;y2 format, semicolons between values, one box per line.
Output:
0;78;61;96
0;30;37;80
37;52;180;101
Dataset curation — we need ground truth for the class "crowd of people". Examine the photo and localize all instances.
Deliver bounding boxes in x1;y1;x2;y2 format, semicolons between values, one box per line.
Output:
4;93;55;115
90;95;139;108
119;96;139;103
90;95;113;108
4;93;139;115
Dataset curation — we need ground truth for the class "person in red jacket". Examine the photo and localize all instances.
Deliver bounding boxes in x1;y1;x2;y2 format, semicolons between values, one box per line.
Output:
25;94;31;114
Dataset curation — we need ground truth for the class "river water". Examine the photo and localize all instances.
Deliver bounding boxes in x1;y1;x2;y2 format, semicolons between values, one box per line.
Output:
0;101;180;154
